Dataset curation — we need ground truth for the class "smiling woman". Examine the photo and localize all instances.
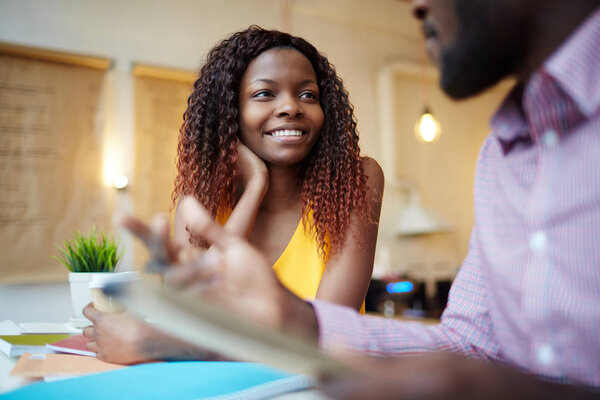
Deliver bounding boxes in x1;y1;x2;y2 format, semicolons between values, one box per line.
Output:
172;26;384;311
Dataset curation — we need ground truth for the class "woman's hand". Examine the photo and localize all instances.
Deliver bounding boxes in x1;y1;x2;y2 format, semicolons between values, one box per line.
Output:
236;142;268;195
204;142;268;239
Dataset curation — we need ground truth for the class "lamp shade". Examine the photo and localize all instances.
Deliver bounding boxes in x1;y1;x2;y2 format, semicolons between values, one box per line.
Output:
395;189;452;236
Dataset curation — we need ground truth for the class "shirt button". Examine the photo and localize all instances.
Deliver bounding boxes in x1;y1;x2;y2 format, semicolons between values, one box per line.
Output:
536;344;554;366
542;129;559;148
529;230;548;252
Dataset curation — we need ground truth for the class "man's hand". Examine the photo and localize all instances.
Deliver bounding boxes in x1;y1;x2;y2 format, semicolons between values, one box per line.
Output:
321;352;597;400
83;303;215;364
82;303;165;364
122;196;319;340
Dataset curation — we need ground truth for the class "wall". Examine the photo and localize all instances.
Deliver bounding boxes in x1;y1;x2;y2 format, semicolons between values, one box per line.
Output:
0;0;513;320
370;55;513;280
0;0;421;161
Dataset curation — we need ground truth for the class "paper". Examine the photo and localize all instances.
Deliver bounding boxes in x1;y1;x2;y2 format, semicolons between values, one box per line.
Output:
0;334;72;357
2;361;311;400
46;334;95;357
0;321;21;335
115;281;353;379
18;322;77;334
10;352;123;378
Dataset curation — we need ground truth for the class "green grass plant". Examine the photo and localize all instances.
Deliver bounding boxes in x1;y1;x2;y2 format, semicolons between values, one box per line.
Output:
53;227;122;273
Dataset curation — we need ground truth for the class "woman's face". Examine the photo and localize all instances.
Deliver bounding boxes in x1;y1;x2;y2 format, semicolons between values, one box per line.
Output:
238;48;324;167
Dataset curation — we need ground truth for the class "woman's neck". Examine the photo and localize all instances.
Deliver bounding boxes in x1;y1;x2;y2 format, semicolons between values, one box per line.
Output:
260;164;302;212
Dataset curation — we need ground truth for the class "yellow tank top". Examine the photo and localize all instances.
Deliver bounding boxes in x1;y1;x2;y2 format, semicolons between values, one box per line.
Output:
272;215;327;301
218;209;365;312
272;213;365;313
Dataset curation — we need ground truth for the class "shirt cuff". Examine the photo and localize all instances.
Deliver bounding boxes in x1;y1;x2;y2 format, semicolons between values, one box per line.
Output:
311;299;367;353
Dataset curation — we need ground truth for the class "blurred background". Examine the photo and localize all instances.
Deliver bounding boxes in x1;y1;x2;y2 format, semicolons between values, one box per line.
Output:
0;0;511;321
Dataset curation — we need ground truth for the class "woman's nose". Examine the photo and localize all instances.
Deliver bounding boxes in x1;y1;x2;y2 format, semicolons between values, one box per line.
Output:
276;95;303;118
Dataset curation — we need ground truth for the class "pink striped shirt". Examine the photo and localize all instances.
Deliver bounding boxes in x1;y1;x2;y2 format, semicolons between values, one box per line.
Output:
313;9;600;389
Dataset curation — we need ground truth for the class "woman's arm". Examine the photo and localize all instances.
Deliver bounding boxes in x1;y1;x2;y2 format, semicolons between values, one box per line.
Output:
174;143;268;244
315;157;384;311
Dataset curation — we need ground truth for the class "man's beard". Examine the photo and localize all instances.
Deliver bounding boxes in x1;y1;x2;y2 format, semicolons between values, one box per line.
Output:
439;0;523;99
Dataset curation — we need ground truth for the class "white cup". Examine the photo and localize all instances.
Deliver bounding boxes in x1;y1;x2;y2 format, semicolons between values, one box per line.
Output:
89;271;140;313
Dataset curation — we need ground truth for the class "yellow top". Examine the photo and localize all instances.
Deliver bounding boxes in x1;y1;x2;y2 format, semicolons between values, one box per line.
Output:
273;214;366;313
272;216;327;301
219;210;365;312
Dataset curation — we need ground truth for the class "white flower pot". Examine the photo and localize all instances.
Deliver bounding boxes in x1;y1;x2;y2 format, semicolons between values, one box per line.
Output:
69;272;108;320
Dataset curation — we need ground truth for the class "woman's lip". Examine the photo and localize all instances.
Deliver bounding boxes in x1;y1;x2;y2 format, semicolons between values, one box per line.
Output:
266;133;307;143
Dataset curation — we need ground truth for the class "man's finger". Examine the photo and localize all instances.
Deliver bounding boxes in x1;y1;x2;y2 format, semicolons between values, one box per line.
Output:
86;340;100;354
165;251;220;287
82;326;95;339
82;302;101;323
149;214;184;265
180;196;235;249
120;215;152;247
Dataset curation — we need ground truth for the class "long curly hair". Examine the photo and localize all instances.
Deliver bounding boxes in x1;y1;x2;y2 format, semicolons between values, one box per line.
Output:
173;25;371;258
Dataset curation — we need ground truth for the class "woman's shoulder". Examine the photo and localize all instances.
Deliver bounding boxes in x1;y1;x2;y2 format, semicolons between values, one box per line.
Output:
360;156;384;192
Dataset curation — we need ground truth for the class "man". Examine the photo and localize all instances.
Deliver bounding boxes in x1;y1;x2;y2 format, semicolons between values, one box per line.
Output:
120;0;600;398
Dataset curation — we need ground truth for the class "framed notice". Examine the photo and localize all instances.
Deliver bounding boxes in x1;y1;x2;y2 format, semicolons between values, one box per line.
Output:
132;64;195;266
0;44;110;283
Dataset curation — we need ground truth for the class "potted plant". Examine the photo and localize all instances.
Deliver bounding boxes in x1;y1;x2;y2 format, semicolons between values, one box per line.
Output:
54;227;123;324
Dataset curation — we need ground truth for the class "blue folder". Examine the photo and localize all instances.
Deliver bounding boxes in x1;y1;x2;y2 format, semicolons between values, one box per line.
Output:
1;361;314;400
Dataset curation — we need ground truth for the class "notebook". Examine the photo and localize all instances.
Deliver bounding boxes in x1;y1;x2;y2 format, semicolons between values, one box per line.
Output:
0;361;314;400
0;334;72;357
46;334;95;357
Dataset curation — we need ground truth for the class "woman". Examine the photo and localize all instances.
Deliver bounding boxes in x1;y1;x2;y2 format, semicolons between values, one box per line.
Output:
173;26;383;310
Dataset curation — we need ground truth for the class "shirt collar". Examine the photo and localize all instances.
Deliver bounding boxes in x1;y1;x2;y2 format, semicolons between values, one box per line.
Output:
491;8;600;151
544;8;600;118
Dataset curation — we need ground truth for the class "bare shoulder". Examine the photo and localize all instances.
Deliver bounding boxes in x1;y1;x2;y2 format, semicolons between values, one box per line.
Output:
173;197;190;243
360;156;385;194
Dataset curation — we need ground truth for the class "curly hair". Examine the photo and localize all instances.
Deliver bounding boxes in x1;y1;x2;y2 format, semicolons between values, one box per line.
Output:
173;25;371;258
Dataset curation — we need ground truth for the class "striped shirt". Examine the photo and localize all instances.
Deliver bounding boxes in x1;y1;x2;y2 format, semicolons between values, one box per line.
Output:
313;9;600;389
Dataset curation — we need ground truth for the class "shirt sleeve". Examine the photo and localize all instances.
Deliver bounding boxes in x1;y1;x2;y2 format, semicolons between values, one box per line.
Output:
313;230;500;359
314;140;502;360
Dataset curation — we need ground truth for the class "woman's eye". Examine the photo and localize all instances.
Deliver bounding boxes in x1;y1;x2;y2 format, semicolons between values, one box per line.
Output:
253;90;272;98
300;92;318;100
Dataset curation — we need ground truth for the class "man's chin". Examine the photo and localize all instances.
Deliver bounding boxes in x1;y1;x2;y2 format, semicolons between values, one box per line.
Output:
439;58;506;100
440;77;484;100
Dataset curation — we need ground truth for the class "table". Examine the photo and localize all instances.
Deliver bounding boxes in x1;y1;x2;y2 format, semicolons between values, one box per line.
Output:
0;351;327;399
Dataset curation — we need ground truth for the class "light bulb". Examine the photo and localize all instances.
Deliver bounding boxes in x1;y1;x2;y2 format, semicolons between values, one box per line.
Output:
114;175;129;190
414;108;441;143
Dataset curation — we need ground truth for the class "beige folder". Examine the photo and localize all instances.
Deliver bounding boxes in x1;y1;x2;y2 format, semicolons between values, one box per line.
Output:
117;281;353;379
10;352;124;378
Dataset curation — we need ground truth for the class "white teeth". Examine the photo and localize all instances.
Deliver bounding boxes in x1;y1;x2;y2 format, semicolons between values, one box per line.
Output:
270;129;303;137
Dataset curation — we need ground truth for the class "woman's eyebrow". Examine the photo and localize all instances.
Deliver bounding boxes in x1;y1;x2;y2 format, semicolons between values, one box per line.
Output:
300;79;317;85
249;78;276;85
